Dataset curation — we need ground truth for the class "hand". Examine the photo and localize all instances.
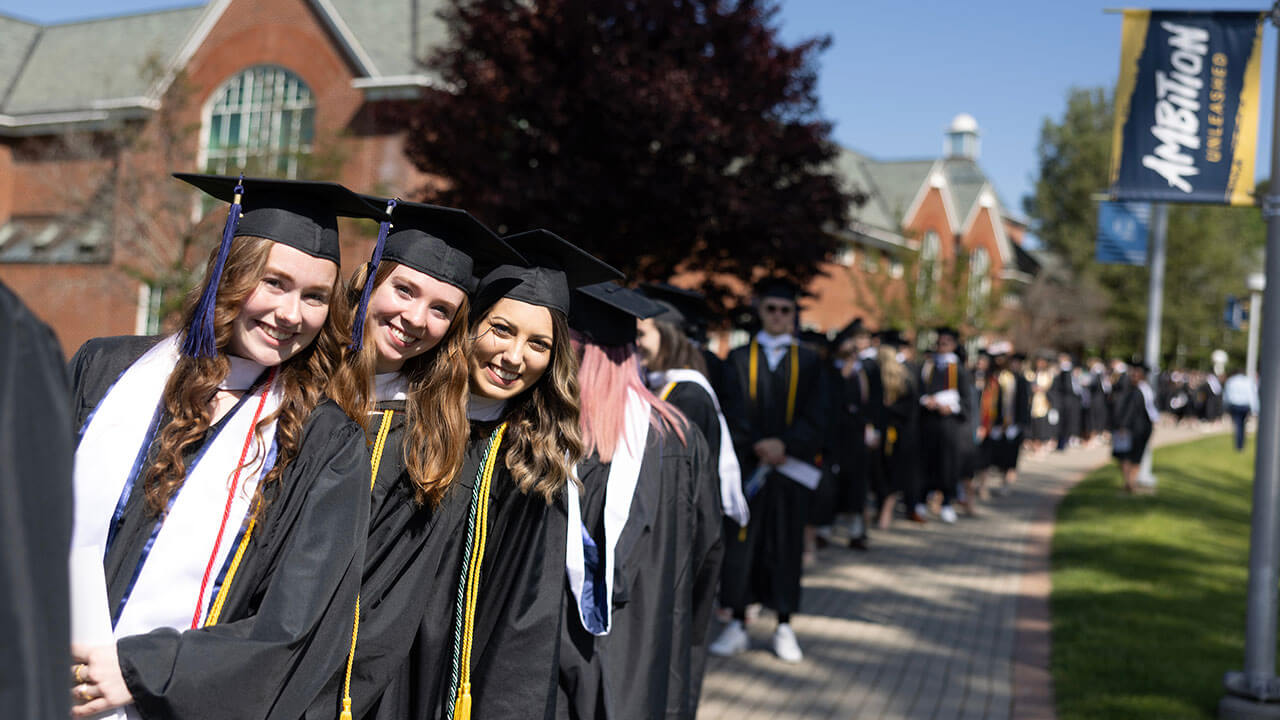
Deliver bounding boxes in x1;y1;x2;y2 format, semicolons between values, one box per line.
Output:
976;427;987;441
753;438;786;466
923;396;938;410
70;643;133;717
938;405;952;416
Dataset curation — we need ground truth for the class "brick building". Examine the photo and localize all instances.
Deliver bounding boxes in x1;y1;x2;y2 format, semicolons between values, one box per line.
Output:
0;0;443;355
1;1;1039;355
802;113;1040;339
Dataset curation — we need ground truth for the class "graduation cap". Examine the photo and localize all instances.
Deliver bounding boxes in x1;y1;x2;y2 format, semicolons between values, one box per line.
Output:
637;282;711;339
934;325;960;341
876;328;907;348
475;229;623;315
174;172;376;358
570;282;664;346
833;317;865;346
347;197;525;351
754;276;801;302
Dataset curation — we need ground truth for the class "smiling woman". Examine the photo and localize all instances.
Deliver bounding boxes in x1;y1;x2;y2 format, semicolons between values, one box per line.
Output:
65;174;376;720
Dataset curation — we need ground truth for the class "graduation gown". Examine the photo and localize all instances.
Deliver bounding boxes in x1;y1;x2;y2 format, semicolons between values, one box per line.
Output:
1112;383;1154;463
0;282;73;720
371;418;568;720
557;424;722;720
718;338;826;616
879;371;922;505
68;335;369;720
918;356;971;501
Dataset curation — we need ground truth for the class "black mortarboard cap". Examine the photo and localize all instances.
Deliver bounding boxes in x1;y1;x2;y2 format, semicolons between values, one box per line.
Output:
570;281;664;346
475;229;623;315
637;282;711;338
833;317;865;346
174;172;375;357
876;328;906;348
754;276;801;302
934;325;960;341
346;197;526;350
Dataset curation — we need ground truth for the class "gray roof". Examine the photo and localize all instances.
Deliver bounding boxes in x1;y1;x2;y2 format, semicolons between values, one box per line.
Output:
832;147;896;233
860;158;934;223
326;0;448;79
942;157;988;224
0;1;441;122
3;7;202;115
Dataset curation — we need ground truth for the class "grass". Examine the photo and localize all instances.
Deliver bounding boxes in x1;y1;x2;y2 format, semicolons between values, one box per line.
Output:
1051;433;1263;720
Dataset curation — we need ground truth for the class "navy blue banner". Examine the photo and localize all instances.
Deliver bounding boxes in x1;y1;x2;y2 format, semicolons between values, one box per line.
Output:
1096;201;1150;266
1109;10;1263;206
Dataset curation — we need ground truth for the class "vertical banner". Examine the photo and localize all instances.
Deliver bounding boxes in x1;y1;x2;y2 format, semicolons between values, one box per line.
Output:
1096;200;1151;265
1109;10;1264;205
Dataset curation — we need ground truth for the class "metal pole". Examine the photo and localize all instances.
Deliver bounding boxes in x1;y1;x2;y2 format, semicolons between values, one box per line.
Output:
1221;5;1280;714
1249;274;1265;380
1137;203;1166;487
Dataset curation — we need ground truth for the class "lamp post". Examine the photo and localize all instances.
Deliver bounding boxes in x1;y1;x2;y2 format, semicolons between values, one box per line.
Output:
1248;271;1265;380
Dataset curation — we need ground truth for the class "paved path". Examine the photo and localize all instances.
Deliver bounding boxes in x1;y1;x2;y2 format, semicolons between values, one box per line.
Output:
696;423;1221;720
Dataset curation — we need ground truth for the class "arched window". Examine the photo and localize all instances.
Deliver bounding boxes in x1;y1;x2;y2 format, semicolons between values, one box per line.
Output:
917;230;940;302
969;246;991;310
203;66;315;178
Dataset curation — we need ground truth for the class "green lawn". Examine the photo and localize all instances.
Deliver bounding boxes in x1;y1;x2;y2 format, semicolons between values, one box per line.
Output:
1051;433;1262;720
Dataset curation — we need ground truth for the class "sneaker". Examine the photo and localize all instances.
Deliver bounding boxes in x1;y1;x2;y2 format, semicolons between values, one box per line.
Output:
939;505;958;524
773;622;803;662
709;620;749;657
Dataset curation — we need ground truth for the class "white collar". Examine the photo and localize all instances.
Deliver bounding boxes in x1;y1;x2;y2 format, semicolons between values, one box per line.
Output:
934;352;957;365
755;330;793;349
468;393;508;422
220;354;267;391
375;372;409;402
858;347;877;360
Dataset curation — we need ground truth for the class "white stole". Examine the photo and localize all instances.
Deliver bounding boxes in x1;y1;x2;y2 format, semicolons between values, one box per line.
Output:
565;388;650;636
647;368;750;526
71;335;283;637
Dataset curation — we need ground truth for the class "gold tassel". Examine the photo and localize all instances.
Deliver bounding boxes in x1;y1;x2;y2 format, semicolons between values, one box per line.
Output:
339;697;352;720
738;525;747;542
455;683;472;720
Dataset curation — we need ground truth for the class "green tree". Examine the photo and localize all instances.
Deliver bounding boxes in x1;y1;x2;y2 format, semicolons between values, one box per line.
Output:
1024;86;1264;366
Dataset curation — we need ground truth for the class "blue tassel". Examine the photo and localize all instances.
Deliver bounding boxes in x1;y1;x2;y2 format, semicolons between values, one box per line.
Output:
182;175;245;358
349;198;397;352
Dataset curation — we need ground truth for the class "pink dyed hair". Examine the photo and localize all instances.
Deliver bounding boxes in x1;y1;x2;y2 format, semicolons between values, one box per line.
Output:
573;334;687;463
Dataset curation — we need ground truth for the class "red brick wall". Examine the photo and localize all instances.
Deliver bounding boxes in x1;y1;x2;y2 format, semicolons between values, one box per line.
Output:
0;264;141;357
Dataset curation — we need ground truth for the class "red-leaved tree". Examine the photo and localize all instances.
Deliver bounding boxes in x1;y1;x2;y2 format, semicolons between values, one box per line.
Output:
403;0;850;304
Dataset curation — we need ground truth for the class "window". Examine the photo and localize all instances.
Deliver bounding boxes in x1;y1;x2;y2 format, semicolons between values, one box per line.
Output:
136;283;163;335
918;230;940;302
203;66;315;178
969;246;991;310
861;248;880;273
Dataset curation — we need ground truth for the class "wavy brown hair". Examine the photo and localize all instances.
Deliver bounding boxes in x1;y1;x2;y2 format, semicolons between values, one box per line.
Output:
142;236;349;523
327;261;472;507
473;304;583;503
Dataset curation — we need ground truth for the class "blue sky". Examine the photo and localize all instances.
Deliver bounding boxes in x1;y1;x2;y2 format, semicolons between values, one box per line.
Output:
3;0;1276;216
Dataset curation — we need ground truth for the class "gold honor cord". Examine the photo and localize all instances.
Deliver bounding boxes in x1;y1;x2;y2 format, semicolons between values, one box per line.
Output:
339;410;396;720
451;422;508;720
660;381;677;402
747;341;799;425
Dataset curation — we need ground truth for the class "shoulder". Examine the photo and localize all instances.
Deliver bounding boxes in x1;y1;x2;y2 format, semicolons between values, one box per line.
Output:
669;380;715;408
304;398;364;439
69;335;164;375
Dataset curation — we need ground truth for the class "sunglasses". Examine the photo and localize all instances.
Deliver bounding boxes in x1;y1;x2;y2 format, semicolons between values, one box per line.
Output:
761;303;794;315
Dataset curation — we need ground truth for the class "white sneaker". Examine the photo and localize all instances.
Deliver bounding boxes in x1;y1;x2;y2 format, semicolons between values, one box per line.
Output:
772;622;803;663
709;620;749;657
914;503;929;519
939;505;958;524
847;514;866;539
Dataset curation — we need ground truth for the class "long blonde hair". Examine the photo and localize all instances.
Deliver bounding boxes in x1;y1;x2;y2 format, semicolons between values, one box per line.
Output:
879;344;909;406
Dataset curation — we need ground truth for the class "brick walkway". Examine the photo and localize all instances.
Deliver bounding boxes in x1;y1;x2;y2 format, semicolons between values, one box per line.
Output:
696;423;1219;720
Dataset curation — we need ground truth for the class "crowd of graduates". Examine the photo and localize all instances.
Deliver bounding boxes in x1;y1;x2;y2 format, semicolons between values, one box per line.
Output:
1;171;1242;720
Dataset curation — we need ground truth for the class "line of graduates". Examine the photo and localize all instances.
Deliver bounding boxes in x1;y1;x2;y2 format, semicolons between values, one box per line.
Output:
50;172;746;720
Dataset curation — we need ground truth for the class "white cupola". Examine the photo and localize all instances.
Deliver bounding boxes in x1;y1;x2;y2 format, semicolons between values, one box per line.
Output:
945;113;980;160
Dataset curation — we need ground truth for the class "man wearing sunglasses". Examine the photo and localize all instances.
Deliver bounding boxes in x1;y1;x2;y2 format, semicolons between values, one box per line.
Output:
710;278;827;663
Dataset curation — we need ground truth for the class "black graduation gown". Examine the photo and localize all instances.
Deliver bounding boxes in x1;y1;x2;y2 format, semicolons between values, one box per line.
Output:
918;356;971;503
371;419;567;720
822;356;881;518
718;340;826;616
879;371;921;505
0;282;73;720
662;381;722;471
68;335;370;720
557;422;722;720
1112;384;1154;463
